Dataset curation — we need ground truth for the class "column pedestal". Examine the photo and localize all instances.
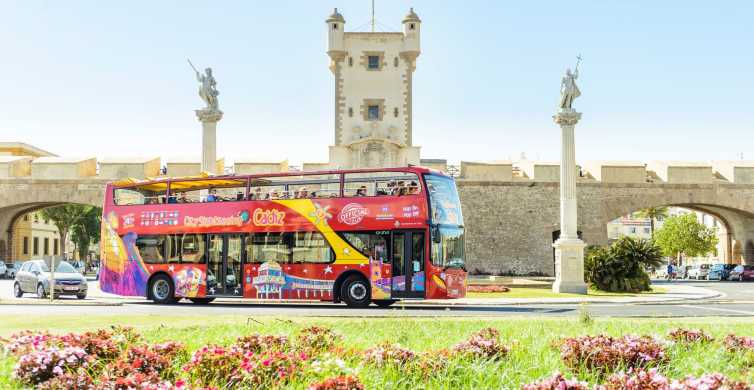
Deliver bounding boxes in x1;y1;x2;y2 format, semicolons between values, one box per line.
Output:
195;109;223;175
552;109;588;294
552;238;587;294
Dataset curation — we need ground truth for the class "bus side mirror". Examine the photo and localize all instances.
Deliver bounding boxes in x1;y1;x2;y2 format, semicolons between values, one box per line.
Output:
431;226;441;243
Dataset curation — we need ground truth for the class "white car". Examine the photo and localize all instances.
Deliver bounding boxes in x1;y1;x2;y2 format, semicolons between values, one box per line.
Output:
687;264;710;280
0;262;6;279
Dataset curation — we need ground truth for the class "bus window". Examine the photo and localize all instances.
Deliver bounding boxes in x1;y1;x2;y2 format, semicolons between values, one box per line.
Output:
340;232;389;263
180;234;206;263
247;233;290;264
134;235;166;264
344;172;420;197
114;186;166;205
291;232;333;263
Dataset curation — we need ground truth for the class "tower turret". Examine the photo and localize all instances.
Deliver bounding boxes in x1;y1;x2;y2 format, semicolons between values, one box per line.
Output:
326;8;345;57
401;8;421;56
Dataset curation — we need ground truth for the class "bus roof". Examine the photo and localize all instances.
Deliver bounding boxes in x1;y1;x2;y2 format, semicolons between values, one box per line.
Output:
110;166;444;191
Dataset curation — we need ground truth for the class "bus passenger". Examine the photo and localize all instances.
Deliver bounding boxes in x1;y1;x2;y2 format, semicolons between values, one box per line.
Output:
269;190;280;200
236;192;244;201
408;181;420;195
387;181;398;196
178;192;189;203
297;187;309;199
397;181;408;196
206;189;218;202
167;194;177;204
356;185;368;197
250;187;262;200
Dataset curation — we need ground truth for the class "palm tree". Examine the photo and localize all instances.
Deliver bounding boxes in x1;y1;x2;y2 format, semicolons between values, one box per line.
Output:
636;206;669;237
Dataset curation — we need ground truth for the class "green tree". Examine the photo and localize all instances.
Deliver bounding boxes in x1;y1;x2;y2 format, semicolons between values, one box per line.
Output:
69;207;101;263
39;205;99;260
636;206;669;237
653;213;718;265
584;236;664;292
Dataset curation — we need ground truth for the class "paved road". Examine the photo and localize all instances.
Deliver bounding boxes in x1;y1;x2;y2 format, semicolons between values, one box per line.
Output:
1;278;753;318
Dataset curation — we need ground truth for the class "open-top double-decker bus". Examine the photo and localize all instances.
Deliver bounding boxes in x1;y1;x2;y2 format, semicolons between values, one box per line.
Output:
100;166;465;307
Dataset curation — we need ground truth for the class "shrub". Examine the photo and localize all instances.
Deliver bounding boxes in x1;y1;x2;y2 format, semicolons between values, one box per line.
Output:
603;368;748;390
363;342;415;367
36;370;93;390
296;326;341;354
667;329;713;344
13;346;91;386
181;345;244;387
1;330;54;356
558;335;666;373
238;350;308;389
451;327;509;360
235;334;290;354
723;334;754;352
584;236;663;292
307;375;365;390
521;372;589;390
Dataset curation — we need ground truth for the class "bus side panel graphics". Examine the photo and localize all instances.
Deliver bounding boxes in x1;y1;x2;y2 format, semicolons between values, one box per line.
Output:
101;212;149;297
149;264;206;298
245;262;335;300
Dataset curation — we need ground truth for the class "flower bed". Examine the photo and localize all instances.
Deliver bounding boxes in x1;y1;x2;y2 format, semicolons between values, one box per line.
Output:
2;324;754;389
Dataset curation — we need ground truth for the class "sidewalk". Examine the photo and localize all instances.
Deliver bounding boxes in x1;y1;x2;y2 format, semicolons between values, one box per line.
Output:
405;284;722;306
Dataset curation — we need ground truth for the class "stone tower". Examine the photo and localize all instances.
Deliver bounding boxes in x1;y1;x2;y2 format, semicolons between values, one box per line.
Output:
326;8;422;169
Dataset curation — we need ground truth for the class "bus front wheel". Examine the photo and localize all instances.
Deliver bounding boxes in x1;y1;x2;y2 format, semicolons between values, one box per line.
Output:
340;275;371;308
149;275;176;304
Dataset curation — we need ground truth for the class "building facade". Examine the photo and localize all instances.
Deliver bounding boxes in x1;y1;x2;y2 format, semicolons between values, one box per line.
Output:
326;8;422;169
11;212;61;261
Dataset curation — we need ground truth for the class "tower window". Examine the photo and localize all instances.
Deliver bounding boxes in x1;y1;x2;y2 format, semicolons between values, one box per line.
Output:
348;107;353;117
368;56;380;70
410;23;415;30
368;105;380;120
394;57;399;67
394;107;399;117
332;23;338;30
348;57;353;67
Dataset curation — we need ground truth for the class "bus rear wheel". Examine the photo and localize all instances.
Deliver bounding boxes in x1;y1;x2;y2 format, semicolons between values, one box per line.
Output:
149;275;176;304
340;274;371;308
189;297;215;304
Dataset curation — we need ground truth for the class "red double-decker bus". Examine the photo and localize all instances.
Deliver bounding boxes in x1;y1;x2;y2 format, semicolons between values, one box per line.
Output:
99;167;466;307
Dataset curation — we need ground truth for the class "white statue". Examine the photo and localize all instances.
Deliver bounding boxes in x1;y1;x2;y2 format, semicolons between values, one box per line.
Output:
559;56;581;110
188;59;220;111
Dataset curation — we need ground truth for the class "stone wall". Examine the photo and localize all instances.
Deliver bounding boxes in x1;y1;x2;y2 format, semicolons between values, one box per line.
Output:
459;180;754;276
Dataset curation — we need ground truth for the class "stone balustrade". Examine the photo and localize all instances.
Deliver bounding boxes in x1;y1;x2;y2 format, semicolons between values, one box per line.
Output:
1;155;754;185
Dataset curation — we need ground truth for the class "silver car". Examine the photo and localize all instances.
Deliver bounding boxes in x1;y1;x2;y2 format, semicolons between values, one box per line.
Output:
13;260;88;299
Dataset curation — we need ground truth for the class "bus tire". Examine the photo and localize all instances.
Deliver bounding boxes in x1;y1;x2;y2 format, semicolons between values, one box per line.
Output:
149;274;176;304
340;274;371;308
373;299;396;308
189;297;215;304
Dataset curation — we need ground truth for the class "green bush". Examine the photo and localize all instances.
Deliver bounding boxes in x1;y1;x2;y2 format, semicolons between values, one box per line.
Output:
584;236;664;292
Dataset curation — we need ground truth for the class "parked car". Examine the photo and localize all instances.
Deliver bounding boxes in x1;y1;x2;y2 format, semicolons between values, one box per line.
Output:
708;264;736;281
687;264;711;280
4;263;18;279
728;265;754;281
0;262;6;279
13;260;88;299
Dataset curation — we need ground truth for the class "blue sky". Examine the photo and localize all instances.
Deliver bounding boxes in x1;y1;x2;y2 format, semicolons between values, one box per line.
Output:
1;1;753;164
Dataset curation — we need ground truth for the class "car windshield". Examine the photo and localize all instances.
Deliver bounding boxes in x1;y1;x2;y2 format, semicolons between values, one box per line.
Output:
39;262;78;273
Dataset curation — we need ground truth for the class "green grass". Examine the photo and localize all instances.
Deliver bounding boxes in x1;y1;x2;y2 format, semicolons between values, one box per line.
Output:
466;286;668;299
2;314;754;388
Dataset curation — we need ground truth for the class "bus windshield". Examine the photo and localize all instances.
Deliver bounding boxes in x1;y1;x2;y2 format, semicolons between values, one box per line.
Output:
432;226;465;269
425;174;463;226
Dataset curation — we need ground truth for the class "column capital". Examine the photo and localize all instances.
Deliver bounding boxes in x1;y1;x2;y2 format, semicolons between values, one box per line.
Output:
195;109;224;123
553;109;582;126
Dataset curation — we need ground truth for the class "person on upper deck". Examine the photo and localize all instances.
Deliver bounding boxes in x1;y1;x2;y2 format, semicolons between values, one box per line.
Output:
356;185;368;197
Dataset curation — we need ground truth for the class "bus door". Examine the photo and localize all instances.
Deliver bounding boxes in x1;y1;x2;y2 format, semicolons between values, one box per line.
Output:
207;234;244;296
391;230;425;299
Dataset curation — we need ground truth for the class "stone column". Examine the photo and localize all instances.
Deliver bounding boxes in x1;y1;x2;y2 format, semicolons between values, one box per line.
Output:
195;109;223;174
552;109;588;294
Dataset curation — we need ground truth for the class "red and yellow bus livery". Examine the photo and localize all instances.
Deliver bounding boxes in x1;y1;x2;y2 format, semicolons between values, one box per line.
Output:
100;167;466;307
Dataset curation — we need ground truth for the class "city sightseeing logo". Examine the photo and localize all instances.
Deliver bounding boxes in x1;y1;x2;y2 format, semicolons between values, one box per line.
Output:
338;203;368;225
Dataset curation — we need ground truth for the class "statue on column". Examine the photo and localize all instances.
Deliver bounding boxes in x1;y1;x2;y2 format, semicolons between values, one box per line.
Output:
188;59;220;112
559;55;581;110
